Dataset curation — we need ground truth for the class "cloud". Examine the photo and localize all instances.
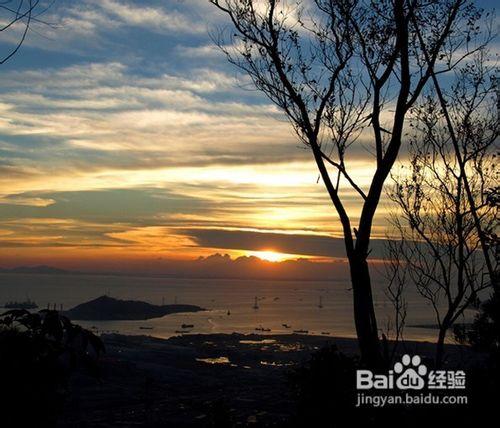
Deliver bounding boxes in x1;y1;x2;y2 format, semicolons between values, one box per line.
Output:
176;43;222;59
0;0;207;54
0;251;357;280
0;0;400;265
96;0;204;34
0;189;209;222
147;253;353;280
0;61;315;199
0;60;377;205
0;195;55;207
0;183;394;261
182;228;392;259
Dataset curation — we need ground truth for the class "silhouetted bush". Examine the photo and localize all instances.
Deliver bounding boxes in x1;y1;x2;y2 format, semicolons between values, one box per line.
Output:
287;341;500;428
455;289;500;361
452;287;500;425
208;398;233;428
287;345;370;427
0;310;104;427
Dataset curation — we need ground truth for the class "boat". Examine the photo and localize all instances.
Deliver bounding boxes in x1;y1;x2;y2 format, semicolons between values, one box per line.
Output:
282;323;291;328
4;299;38;309
252;296;259;310
255;326;271;332
321;331;330;335
139;326;154;330
227;310;231;316
293;329;309;334
181;323;194;329
175;329;191;334
318;296;323;309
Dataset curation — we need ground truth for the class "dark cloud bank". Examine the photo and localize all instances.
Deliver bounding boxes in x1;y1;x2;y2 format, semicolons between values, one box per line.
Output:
183;228;391;259
0;253;389;282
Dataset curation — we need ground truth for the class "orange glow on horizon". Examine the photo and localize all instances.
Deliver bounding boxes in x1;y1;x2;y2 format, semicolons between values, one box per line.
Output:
248;250;296;262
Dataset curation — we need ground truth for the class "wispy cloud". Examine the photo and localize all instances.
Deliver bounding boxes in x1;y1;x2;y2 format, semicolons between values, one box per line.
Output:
96;0;205;34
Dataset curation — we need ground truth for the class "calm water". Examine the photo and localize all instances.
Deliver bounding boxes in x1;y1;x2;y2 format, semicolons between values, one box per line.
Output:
0;273;473;342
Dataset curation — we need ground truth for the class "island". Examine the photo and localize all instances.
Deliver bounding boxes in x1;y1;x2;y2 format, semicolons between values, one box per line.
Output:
65;295;204;321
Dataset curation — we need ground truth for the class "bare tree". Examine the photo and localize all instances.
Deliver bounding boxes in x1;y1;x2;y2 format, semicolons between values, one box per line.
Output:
387;53;498;366
409;9;498;286
383;240;408;363
210;0;488;365
0;0;54;64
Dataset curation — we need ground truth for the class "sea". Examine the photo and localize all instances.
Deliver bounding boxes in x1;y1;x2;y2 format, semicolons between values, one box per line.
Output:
0;273;476;343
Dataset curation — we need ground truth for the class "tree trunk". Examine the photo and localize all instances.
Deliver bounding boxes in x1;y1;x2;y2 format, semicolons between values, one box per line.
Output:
349;252;383;367
435;327;447;368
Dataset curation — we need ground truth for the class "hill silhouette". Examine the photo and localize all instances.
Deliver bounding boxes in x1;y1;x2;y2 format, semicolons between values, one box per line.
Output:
65;295;204;321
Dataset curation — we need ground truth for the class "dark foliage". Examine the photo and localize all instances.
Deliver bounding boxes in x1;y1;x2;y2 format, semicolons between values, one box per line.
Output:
0;310;104;427
455;183;500;360
287;343;499;428
208;398;234;428
287;345;368;427
455;289;500;361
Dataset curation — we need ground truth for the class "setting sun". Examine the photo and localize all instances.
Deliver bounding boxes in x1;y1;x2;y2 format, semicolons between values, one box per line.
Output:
250;250;292;262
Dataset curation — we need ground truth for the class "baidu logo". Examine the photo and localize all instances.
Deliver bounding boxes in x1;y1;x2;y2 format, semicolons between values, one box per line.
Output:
394;354;427;390
356;354;465;391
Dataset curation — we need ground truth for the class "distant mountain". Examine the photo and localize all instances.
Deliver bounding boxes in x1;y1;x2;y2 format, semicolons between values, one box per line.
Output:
0;254;368;281
0;256;352;281
65;295;204;321
0;265;70;275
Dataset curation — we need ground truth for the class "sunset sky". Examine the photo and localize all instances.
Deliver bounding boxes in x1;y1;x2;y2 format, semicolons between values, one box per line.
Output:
0;0;496;271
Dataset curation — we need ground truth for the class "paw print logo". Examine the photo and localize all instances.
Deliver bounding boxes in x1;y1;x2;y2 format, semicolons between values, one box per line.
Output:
394;354;427;390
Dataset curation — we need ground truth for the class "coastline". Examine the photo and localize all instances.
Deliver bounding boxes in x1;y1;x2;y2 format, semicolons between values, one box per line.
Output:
58;333;483;427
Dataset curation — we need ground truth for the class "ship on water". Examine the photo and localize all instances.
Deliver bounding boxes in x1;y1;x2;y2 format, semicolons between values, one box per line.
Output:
252;296;259;310
4;298;38;309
